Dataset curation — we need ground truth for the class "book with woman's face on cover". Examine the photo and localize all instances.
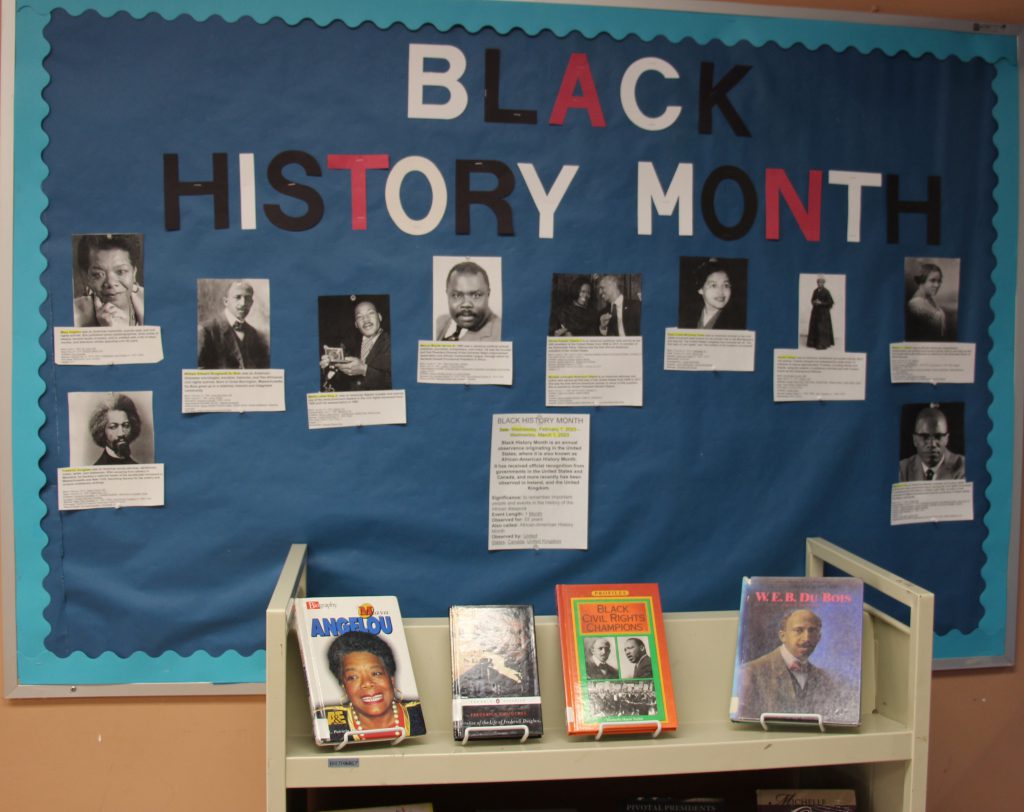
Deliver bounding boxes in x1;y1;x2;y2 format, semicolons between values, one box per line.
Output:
291;596;426;745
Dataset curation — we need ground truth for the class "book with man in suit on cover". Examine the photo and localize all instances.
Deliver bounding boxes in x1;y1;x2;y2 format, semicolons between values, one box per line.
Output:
449;604;543;740
730;577;864;726
555;583;677;736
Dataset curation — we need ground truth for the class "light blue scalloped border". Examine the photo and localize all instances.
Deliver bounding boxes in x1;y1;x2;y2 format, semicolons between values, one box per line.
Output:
11;0;1019;683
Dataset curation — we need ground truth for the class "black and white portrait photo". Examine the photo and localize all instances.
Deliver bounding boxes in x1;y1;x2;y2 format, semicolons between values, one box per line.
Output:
904;257;960;342
898;402;966;482
72;233;145;327
595;273;642;336
318;295;392;392
196;278;271;369
798;273;845;352
583;637;620;679
67;391;155;466
620;635;653;679
433;256;503;341
678;256;747;330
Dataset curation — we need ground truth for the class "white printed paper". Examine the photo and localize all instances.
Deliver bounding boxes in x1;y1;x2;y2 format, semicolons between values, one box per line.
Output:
546;337;643;407
773;350;867;402
58;464;165;511
664;328;755;372
891;481;974;525
889;342;976;384
489;414;590;550
181;369;286;413
306;390;407;429
54;326;163;365
417;341;513;386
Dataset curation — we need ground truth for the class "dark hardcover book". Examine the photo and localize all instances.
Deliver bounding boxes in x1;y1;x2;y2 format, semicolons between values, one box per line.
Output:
756;789;856;810
450;604;543;740
624;798;725;811
291;595;426;746
730;577;864;726
555;583;677;736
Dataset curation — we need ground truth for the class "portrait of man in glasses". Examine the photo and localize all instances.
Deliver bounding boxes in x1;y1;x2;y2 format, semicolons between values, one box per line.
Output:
898;403;966;482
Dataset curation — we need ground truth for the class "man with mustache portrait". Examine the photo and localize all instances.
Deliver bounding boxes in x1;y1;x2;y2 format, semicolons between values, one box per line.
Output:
435;261;501;342
87;393;144;465
735;608;839;719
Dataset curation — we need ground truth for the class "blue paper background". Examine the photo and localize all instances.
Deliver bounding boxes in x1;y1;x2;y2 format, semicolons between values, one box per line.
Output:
10;1;1019;684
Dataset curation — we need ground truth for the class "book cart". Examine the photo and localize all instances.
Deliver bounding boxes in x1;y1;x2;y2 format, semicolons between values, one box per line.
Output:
266;538;933;812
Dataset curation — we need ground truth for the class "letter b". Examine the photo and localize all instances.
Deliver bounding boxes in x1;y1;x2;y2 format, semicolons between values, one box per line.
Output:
408;44;468;120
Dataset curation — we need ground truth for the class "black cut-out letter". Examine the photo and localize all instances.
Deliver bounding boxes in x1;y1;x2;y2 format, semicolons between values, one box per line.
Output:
455;160;516;235
886;175;941;245
698;63;752;137
700;165;757;241
163;153;229;230
484;49;538;125
264;151;325;232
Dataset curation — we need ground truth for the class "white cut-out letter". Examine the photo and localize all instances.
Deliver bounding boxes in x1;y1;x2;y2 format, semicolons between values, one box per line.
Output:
637;162;693;236
621;57;682;132
517;163;579;239
408;44;468;120
828;170;883;243
384;156;447;236
239;153;256;231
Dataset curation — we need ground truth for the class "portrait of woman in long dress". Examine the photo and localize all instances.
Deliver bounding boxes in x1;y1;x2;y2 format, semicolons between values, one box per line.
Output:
807;276;834;350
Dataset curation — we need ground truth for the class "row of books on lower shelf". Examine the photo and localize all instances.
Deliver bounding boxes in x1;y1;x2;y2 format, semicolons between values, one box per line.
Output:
320;790;859;812
291;577;864;747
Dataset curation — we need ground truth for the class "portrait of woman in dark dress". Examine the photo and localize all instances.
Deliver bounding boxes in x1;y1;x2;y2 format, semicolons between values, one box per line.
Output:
807;276;835;350
549;276;600;336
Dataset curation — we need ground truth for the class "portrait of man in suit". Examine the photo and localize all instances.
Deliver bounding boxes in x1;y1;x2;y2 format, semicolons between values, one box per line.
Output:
319;296;393;392
735;608;840;719
434;259;502;342
596;274;642;336
622;637;653;679
68;390;156;467
196;279;270;369
898;403;966;482
585;638;619;679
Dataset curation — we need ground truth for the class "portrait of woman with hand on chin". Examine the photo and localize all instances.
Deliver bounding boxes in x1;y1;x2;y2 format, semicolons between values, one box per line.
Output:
72;233;144;327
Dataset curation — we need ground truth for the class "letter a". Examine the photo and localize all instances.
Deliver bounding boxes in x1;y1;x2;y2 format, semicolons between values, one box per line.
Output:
549;54;606;127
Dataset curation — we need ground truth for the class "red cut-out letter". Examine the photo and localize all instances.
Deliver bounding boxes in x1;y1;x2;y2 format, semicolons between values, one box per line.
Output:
326;154;390;230
765;168;822;241
549;54;606;127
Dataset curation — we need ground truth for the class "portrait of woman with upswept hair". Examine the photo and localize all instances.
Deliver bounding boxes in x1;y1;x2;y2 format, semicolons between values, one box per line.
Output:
904;257;960;342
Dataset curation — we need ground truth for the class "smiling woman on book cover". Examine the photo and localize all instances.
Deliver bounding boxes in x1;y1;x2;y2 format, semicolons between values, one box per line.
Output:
321;631;425;741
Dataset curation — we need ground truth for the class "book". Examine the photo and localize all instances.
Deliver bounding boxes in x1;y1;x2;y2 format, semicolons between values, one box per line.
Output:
324;806;434;812
756;789;856;810
291;595;426;745
449;604;543;740
623;798;725;811
730;577;864;726
555;583;677;735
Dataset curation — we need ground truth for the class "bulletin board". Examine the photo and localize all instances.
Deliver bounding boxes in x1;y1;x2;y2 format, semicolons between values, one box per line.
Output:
1;0;1020;692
